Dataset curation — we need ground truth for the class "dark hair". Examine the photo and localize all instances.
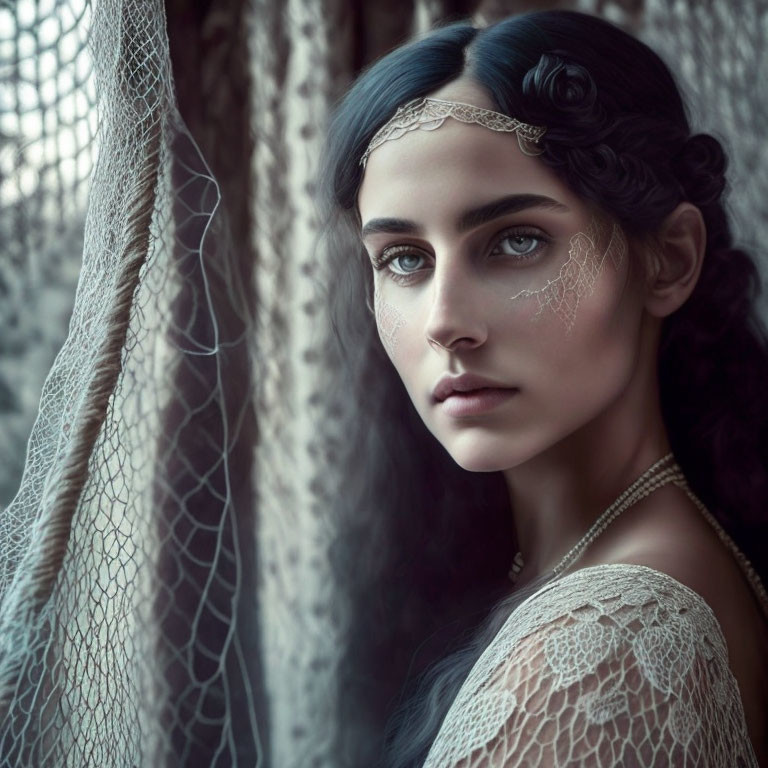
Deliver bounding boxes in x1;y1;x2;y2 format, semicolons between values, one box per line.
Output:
318;10;768;766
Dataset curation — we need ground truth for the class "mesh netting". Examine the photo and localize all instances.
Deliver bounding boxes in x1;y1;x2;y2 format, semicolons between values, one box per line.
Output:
0;0;95;506
0;0;262;763
423;565;759;766
643;0;768;305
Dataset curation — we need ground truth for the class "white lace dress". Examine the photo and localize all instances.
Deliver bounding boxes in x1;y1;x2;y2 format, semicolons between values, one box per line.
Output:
423;563;760;767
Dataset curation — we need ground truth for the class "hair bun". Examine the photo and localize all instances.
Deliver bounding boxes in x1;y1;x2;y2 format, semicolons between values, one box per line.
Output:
673;133;727;206
522;52;595;111
521;51;606;144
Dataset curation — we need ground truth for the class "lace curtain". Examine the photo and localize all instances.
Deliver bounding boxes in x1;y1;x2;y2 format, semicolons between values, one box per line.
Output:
0;0;764;765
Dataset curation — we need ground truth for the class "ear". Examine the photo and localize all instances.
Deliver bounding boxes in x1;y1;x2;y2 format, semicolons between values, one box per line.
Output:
643;202;706;318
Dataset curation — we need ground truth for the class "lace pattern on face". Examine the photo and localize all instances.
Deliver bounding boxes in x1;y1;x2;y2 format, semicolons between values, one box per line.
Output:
423;564;759;768
373;280;406;356
508;217;628;334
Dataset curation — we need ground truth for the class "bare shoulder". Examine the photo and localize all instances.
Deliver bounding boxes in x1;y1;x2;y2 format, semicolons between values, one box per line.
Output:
581;484;760;616
579;483;768;764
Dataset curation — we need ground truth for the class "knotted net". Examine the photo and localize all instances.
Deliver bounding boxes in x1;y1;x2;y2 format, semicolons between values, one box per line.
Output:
0;0;264;763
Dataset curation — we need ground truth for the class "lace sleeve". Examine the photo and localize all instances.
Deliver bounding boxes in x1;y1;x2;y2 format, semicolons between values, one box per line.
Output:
423;564;759;767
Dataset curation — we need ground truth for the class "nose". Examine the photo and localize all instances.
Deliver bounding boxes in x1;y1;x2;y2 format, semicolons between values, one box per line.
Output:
423;255;488;352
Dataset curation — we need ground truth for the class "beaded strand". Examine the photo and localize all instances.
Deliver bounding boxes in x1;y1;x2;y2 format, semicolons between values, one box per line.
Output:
508;452;768;623
508;453;675;582
553;460;679;576
669;473;768;622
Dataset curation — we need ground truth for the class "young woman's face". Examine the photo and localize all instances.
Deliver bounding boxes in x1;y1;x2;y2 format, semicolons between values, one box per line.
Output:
357;80;647;472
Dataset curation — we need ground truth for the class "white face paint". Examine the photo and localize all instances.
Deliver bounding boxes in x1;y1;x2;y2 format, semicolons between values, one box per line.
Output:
373;278;407;357
509;217;628;333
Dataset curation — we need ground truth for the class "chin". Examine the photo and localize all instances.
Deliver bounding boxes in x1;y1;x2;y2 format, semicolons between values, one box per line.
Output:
452;455;511;473
442;434;538;473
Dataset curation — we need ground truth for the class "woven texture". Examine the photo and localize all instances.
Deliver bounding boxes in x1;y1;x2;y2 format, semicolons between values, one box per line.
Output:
424;564;759;766
0;0;263;764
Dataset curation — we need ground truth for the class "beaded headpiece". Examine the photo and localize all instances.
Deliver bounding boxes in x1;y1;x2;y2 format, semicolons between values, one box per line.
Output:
359;97;547;168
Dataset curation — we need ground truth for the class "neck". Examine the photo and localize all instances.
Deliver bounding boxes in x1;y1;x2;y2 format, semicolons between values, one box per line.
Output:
503;328;671;581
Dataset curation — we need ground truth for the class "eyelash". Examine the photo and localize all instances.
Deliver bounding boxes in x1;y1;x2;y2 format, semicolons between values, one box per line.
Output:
372;227;551;286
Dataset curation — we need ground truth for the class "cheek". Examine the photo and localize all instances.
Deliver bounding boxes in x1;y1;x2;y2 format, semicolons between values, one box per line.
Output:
509;218;628;335
525;256;641;422
507;223;639;422
373;279;408;359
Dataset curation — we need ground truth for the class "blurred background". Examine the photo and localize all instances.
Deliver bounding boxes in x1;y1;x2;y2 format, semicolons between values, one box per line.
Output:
0;0;765;766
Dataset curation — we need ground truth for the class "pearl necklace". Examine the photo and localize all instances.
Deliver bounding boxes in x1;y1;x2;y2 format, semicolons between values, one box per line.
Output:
508;453;677;583
669;471;768;620
507;452;768;622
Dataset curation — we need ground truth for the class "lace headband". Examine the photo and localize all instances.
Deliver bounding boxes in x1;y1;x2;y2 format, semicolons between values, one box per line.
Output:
359;97;547;168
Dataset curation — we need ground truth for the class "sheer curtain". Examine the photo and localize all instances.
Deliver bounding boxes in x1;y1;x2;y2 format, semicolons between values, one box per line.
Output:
0;0;764;766
0;0;263;764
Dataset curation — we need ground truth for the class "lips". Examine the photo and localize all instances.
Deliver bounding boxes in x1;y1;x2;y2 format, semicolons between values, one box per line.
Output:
438;387;518;417
432;372;516;403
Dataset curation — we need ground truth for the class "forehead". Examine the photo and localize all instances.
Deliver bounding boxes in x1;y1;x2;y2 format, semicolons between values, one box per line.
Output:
357;117;580;224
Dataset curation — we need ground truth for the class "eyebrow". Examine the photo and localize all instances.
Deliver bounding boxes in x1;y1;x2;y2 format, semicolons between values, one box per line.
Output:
361;194;570;240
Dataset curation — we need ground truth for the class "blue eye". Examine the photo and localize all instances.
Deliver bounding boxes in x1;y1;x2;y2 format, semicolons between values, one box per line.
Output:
491;227;550;259
376;245;429;284
495;234;541;257
373;227;549;286
390;252;424;273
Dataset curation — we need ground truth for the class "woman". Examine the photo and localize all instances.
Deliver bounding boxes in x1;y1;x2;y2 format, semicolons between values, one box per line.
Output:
320;9;768;766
